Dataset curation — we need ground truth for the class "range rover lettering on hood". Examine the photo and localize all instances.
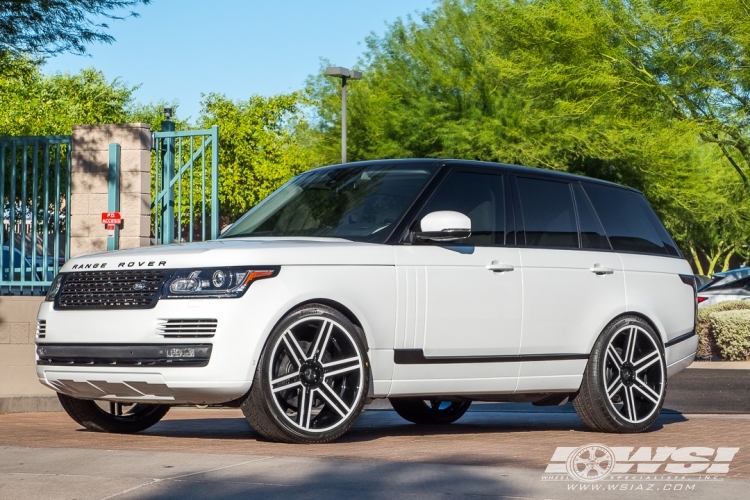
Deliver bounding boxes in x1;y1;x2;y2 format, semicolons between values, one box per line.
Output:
70;261;167;270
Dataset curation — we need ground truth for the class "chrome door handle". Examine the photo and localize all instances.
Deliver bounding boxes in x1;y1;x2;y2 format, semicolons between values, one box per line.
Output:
487;261;514;273
590;265;614;275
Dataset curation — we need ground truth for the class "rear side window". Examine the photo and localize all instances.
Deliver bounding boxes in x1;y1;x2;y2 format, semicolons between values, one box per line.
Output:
516;177;578;248
573;184;611;250
583;184;680;256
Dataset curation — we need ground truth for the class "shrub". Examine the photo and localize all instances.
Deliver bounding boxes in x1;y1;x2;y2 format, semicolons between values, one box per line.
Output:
696;300;750;359
708;310;750;361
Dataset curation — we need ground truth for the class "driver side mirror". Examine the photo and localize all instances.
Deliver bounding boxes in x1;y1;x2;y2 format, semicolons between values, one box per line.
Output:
414;211;472;242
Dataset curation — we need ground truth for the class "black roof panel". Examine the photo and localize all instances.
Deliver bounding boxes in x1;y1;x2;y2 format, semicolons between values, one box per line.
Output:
313;158;639;193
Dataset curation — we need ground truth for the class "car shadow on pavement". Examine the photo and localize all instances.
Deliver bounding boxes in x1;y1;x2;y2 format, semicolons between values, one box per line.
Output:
127;457;527;500
136;405;688;443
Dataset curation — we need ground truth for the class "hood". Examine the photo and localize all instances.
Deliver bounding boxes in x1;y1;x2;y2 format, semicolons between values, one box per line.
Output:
61;237;395;272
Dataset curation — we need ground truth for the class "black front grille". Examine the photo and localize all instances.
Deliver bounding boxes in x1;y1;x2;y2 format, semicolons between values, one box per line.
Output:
56;270;171;310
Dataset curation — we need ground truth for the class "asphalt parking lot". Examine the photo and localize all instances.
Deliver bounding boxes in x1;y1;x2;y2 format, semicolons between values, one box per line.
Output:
1;366;749;499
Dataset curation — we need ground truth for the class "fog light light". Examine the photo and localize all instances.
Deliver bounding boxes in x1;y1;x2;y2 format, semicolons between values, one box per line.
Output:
167;348;195;358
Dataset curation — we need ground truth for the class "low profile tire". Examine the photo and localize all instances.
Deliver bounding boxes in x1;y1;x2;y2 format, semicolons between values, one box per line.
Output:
573;315;667;433
389;398;471;425
57;393;170;434
242;304;370;444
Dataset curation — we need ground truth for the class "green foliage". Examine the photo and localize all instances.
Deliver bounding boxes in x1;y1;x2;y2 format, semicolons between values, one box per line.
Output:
0;0;150;56
197;93;314;221
707;309;750;361
697;301;750;359
127;101;188;132
0;52;135;135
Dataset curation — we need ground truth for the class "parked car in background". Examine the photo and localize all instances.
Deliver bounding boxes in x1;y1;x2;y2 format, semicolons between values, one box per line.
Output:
38;159;697;443
1;245;56;282
697;267;750;308
694;274;712;288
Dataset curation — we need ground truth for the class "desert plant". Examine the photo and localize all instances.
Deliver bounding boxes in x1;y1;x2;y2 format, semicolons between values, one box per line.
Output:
696;300;750;359
708;309;750;361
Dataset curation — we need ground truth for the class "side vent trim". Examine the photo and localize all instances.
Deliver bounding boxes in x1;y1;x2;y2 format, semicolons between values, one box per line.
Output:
36;320;47;339
157;319;217;338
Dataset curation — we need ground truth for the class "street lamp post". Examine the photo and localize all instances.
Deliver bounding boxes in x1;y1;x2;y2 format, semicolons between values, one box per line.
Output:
326;66;362;163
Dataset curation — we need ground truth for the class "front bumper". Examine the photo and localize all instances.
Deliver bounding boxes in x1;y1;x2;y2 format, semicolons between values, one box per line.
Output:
35;289;276;405
37;344;213;367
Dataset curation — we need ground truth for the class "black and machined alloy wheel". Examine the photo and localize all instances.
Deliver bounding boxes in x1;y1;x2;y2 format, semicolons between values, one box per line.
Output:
389;398;471;425
57;393;170;433
573;315;667;433
242;304;370;443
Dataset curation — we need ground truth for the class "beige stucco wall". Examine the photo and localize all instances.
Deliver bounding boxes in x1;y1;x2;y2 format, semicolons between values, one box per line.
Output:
70;123;152;257
0;296;52;397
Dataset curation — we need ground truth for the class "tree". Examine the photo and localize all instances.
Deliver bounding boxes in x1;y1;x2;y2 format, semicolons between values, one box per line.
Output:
476;0;750;190
0;52;136;135
0;0;149;56
197;92;314;221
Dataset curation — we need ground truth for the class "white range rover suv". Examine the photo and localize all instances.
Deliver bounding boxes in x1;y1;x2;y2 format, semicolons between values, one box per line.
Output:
37;160;698;443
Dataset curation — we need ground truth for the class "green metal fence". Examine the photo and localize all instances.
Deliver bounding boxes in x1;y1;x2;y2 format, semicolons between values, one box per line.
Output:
152;124;219;245
0;136;71;294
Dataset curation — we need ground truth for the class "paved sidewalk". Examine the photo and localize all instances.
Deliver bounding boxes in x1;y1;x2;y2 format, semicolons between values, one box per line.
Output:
1;367;748;498
1;445;747;500
1;407;749;477
689;361;750;370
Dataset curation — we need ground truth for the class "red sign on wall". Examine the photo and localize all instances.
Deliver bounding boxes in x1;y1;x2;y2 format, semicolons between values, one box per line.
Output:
101;212;122;225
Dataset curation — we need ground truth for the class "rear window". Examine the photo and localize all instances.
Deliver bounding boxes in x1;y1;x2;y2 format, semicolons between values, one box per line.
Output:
701;275;750;292
698;268;750;292
583;184;680;256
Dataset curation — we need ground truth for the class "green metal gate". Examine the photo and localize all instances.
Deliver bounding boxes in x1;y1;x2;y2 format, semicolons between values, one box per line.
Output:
0;136;71;293
152;124;219;245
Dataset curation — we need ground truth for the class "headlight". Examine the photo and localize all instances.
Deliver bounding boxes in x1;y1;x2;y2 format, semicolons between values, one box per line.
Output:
163;267;278;298
45;274;63;301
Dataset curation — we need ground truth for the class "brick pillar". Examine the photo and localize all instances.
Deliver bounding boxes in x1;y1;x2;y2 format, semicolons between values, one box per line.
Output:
69;124;152;257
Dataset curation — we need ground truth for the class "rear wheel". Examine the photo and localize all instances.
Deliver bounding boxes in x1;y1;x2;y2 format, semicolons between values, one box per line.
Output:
57;393;170;433
389;398;471;425
242;304;369;443
573;316;666;433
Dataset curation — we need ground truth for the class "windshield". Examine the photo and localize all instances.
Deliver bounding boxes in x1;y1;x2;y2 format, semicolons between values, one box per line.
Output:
221;163;436;243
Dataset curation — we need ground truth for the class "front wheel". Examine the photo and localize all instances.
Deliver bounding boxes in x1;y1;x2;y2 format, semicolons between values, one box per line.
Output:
389;398;471;425
242;304;370;443
57;393;170;433
573;315;667;433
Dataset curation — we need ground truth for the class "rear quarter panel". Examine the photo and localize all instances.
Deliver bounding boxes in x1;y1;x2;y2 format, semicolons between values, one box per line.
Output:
619;253;695;343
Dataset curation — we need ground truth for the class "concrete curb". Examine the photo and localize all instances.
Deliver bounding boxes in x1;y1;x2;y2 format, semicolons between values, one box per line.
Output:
0;396;63;414
689;361;750;370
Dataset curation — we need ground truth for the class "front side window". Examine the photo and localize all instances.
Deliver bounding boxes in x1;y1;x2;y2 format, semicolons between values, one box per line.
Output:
222;163;436;243
516;177;578;248
583;184;679;256
418;170;505;246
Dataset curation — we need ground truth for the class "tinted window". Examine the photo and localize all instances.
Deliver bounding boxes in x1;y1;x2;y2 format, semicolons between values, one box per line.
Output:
516;177;578;248
222;163;435;243
420;171;505;246
573;183;611;250
583;184;677;255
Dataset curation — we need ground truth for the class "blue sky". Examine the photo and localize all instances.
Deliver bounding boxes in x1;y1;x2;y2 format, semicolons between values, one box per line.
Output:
42;0;435;121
